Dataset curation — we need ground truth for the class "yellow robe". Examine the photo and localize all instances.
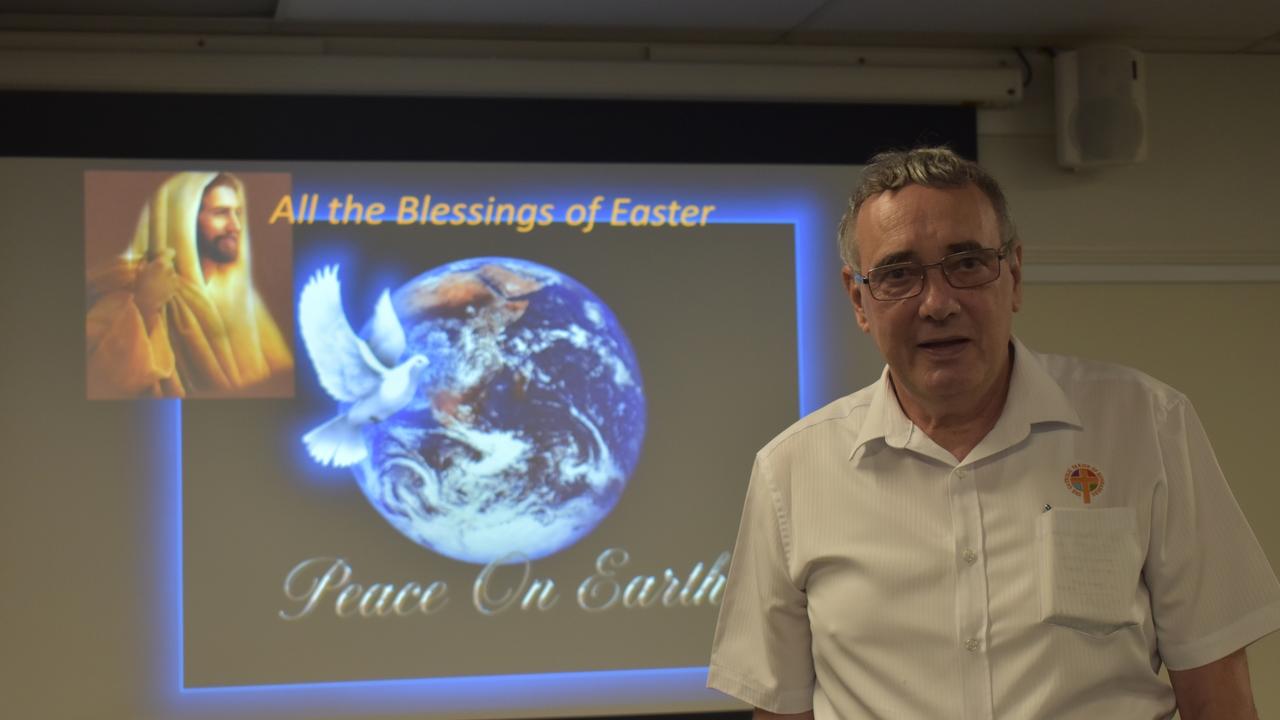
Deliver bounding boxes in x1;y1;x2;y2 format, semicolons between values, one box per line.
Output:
86;172;293;398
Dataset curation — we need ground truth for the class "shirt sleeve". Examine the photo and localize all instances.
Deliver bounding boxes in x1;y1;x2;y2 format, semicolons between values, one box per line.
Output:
1146;395;1280;670
707;451;815;714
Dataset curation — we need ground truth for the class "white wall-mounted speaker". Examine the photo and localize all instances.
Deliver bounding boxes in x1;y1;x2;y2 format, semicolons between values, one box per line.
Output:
1054;46;1148;169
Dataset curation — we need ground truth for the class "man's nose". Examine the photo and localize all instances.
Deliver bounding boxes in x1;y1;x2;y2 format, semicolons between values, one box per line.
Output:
917;265;960;321
228;213;243;232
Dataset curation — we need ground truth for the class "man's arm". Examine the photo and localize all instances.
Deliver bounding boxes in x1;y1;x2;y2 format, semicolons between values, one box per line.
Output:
1168;647;1258;720
753;710;814;720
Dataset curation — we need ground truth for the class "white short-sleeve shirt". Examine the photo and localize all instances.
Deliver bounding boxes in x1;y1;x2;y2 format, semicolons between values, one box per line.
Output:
707;338;1280;719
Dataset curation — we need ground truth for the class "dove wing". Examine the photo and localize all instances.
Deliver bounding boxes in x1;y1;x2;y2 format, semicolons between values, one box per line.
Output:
366;289;407;367
298;265;385;403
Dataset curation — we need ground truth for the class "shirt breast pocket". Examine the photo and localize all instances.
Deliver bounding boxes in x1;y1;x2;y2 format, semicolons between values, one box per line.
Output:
1037;507;1143;637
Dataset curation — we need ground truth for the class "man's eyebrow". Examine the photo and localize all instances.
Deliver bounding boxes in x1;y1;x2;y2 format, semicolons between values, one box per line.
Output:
946;241;985;253
872;250;917;268
871;241;992;269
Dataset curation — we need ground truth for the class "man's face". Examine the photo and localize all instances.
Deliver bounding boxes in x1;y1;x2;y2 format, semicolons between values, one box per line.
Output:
197;184;244;264
842;183;1022;409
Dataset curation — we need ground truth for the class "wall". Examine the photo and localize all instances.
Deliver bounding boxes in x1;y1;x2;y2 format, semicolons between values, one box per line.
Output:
980;52;1280;266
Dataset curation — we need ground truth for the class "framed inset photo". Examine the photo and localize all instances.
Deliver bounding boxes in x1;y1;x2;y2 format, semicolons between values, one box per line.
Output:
84;170;294;399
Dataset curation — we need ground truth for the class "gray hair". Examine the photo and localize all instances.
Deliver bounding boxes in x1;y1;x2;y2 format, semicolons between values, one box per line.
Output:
837;147;1018;273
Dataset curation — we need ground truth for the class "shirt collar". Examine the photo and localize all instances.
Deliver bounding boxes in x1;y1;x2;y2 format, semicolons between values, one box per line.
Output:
849;365;915;460
848;336;1082;463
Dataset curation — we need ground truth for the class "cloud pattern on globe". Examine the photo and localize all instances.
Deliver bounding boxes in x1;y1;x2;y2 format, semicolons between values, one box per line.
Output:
314;257;646;564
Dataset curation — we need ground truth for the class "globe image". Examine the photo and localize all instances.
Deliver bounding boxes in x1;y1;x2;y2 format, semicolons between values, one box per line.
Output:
352;257;645;564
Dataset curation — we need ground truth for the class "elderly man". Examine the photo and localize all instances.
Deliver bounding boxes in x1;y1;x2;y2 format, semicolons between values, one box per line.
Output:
86;172;293;398
707;147;1280;719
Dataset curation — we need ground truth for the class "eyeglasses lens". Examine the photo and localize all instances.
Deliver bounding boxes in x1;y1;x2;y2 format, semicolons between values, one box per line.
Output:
868;249;1001;300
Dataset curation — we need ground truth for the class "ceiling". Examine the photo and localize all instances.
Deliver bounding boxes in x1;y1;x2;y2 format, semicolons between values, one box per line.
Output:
1;0;1278;54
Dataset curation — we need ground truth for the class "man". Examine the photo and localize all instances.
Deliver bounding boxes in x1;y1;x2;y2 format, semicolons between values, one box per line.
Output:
707;147;1280;719
86;171;293;398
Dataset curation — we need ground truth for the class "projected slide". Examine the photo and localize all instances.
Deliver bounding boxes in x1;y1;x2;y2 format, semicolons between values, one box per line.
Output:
72;166;801;697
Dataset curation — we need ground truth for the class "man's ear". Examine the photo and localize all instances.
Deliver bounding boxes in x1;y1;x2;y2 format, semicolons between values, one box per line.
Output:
1010;243;1023;313
842;266;872;333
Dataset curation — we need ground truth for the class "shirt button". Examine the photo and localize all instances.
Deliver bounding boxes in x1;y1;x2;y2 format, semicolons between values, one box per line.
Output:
962;548;978;565
964;638;982;652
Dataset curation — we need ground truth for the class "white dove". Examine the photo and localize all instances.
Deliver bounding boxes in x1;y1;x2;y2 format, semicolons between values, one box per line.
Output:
298;265;429;467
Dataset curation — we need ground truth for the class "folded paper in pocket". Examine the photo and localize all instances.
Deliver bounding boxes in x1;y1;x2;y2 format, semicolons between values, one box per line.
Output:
1037;507;1142;636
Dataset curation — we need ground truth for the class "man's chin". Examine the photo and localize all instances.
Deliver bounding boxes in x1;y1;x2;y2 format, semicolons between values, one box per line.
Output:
912;367;983;400
211;238;240;264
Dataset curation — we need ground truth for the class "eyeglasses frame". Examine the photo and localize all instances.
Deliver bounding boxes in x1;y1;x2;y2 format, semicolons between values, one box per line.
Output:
853;238;1016;301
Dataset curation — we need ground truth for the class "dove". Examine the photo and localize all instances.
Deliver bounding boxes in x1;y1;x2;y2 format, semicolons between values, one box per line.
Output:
297;265;429;467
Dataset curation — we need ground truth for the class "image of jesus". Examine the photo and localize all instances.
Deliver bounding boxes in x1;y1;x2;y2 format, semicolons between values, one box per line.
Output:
85;171;293;398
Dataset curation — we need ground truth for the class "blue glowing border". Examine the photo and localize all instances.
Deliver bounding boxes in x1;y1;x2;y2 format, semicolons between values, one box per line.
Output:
155;196;827;717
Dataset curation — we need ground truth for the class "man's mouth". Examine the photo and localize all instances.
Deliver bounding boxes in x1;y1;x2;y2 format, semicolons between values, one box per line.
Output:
215;235;239;254
918;337;970;353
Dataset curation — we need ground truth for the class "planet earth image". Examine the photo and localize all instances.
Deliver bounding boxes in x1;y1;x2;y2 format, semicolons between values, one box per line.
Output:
352;257;645;564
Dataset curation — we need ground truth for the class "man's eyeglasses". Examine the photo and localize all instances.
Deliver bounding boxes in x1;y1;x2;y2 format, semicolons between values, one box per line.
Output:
854;239;1015;301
